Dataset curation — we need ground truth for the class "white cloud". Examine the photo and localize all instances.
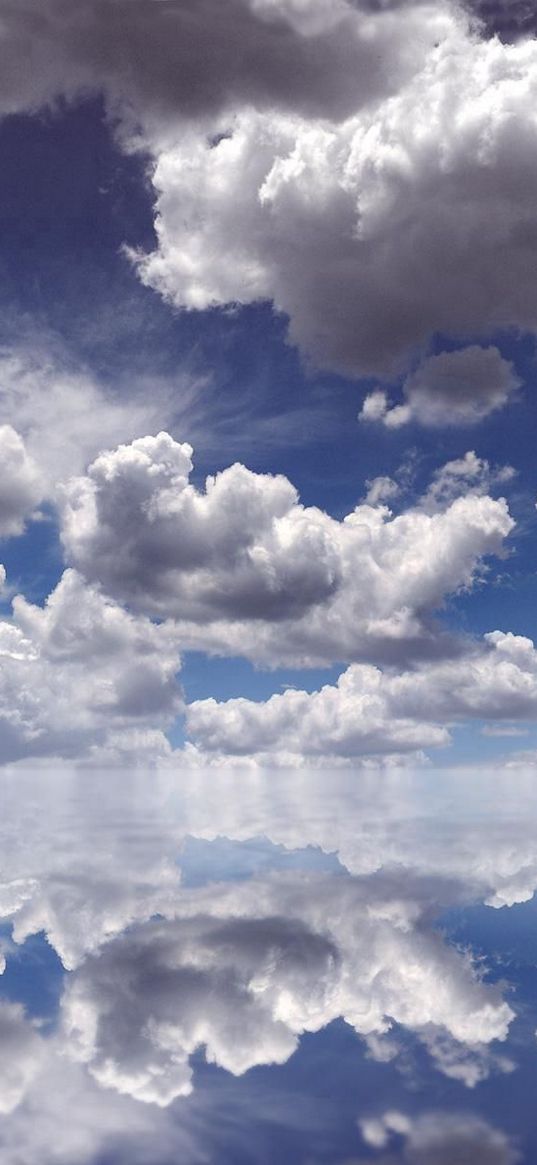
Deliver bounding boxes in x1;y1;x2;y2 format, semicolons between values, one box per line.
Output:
60;870;513;1105
61;433;514;667
359;347;521;429
419;450;515;512
0;568;183;763
186;630;537;763
0;1002;44;1114
0;346;182;489
133;17;537;382
0;425;43;536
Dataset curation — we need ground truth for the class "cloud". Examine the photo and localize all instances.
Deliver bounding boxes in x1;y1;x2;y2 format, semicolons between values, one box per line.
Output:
186;665;449;763
186;631;537;763
419;450;515;512
0;345;182;489
0;4;534;387
0;568;183;763
61;433;514;667
0;1002;44;1114
60;870;513;1105
359;347;522;429
0;425;43;536
0;0;453;131
132;16;537;381
358;1109;519;1163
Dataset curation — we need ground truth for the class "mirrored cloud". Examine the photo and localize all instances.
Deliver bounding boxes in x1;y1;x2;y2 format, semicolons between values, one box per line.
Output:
60;871;513;1105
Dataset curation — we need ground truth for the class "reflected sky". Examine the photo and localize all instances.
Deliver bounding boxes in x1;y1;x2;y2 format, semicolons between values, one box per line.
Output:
0;766;536;1163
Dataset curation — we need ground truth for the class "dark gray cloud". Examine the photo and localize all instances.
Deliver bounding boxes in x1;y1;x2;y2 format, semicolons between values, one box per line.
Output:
0;0;441;127
359;347;521;429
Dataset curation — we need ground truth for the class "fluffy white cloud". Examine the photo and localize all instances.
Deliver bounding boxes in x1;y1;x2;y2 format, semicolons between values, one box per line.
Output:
61;870;513;1105
187;665;449;763
359;347;521;428
0;1002;44;1114
61;433;514;666
0;568;183;763
0;425;43;536
132;15;537;382
186;630;537;763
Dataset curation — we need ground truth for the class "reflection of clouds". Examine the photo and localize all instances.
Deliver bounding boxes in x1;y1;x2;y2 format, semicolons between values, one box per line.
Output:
60;872;512;1105
173;767;537;910
0;766;535;1123
0;770;185;968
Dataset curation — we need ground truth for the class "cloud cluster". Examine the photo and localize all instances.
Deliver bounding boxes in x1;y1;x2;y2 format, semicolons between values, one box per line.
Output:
187;630;537;763
61;870;513;1105
0;568;182;763
359;346;521;429
61;433;513;667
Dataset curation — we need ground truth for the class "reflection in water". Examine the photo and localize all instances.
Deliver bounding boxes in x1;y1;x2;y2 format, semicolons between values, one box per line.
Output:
0;766;535;1162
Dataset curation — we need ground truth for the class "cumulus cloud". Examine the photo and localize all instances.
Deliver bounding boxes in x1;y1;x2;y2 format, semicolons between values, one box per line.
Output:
186;630;537;763
0;3;533;388
359;347;522;429
0;1002;44;1114
132;16;537;381
0;425;43;536
61;433;514;667
61;870;513;1105
0;568;183;763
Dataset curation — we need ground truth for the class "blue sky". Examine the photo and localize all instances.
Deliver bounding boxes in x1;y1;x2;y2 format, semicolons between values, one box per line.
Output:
2;81;537;765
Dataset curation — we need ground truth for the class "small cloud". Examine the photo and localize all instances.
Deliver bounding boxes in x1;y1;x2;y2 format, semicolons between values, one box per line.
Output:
359;347;521;430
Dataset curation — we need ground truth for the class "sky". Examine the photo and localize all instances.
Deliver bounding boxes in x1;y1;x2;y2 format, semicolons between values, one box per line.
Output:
4;2;537;1159
2;0;537;770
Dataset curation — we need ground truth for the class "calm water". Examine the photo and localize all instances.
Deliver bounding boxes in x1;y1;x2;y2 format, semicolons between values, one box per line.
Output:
1;765;537;1163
